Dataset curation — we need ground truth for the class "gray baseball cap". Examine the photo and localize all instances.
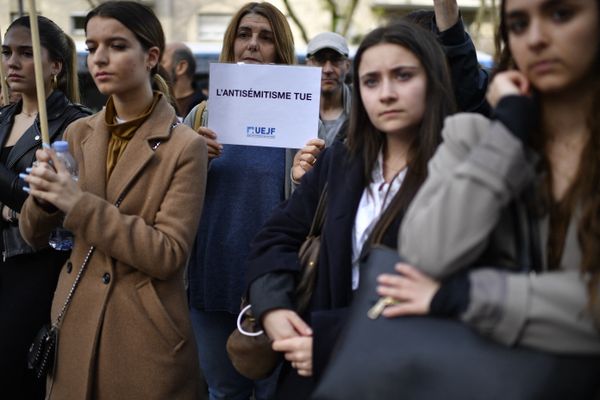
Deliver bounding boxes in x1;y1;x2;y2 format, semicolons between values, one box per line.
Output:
307;32;349;57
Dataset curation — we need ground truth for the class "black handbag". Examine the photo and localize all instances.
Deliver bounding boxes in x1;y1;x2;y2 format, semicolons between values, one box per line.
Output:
227;183;329;380
312;246;600;400
27;323;58;379
26;246;96;379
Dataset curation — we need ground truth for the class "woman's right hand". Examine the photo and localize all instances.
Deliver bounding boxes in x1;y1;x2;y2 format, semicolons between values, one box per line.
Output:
196;127;222;160
262;309;314;377
486;70;531;108
292;138;325;183
23;148;83;213
262;308;312;341
26;149;55;208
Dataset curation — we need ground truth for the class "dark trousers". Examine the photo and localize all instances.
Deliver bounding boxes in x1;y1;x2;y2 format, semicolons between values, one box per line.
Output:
0;249;65;400
190;308;279;400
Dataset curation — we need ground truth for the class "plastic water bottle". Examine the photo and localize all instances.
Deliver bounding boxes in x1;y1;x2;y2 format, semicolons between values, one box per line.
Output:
48;141;78;251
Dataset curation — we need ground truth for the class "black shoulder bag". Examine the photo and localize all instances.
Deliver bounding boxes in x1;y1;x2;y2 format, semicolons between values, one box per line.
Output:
313;196;600;400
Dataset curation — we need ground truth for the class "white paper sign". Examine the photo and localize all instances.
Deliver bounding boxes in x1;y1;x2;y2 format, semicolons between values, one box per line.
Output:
207;63;321;148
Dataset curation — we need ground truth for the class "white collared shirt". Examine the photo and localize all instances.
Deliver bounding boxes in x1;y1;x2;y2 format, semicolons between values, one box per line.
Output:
351;150;406;290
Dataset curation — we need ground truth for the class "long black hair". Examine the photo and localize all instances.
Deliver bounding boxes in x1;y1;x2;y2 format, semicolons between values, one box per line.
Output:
346;21;456;243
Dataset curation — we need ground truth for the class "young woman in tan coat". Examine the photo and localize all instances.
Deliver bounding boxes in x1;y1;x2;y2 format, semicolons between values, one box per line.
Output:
19;1;207;398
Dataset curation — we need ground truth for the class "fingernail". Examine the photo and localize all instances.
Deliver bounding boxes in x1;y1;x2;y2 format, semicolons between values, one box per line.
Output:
25;167;32;173
22;186;30;193
19;173;28;179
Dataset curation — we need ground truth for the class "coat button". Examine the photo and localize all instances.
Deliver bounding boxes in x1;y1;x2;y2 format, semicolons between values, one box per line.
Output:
102;273;111;284
66;261;73;274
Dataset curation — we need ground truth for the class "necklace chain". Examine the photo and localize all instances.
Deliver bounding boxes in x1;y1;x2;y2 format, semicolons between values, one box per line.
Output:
19;110;38;118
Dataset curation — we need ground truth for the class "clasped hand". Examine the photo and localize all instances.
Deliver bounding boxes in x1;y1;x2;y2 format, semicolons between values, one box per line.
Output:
262;309;313;377
20;147;82;214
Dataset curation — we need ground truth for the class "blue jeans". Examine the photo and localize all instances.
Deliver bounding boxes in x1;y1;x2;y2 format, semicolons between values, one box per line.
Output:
190;308;278;400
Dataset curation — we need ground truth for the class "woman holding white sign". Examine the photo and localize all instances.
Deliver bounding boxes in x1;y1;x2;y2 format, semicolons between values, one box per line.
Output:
245;21;457;398
183;2;296;399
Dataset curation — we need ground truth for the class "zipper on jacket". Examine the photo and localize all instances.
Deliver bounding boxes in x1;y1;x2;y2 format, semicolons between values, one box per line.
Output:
7;123;44;169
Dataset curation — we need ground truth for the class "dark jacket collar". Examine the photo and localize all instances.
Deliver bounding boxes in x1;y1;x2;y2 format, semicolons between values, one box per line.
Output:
0;91;72;146
0;91;84;168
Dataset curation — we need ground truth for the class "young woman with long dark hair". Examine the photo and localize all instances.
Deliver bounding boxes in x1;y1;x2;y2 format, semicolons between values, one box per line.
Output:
0;15;89;399
245;21;456;398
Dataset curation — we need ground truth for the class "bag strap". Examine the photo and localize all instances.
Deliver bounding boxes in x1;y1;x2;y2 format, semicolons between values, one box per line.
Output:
193;101;207;131
53;196;125;327
514;186;543;273
307;182;328;237
53;119;180;328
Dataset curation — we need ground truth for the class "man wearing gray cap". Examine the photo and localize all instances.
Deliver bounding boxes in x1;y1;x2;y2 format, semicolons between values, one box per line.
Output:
292;32;351;184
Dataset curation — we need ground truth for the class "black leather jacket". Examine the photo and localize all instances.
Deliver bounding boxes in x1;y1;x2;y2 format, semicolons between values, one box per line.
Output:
0;90;91;260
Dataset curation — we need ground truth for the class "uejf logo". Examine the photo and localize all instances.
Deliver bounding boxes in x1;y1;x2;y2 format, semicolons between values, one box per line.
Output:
247;126;276;139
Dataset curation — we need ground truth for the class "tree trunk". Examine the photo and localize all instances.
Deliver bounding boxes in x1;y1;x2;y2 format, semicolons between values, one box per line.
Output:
282;0;310;44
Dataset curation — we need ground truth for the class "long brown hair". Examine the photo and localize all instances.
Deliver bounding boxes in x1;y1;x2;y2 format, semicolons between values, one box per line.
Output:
220;2;296;65
85;1;173;102
578;78;600;304
496;0;600;303
346;22;456;243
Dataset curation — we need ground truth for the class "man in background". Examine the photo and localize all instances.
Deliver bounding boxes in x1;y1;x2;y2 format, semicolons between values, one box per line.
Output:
306;31;351;146
162;42;207;118
291;32;351;183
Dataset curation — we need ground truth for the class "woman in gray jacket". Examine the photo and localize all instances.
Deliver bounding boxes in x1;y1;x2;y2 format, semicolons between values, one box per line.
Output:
380;0;600;355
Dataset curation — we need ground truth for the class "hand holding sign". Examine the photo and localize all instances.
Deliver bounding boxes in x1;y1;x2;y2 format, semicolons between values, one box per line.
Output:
292;138;325;183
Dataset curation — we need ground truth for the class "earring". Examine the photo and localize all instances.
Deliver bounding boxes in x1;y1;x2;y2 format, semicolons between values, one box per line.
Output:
51;74;58;89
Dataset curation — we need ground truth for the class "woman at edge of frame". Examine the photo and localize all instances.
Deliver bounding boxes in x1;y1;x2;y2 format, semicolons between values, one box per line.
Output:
0;15;90;399
18;1;207;398
388;0;600;363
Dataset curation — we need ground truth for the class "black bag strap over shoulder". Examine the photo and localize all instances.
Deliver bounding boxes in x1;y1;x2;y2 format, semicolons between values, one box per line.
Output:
53;195;125;328
308;182;328;238
295;182;328;313
52;120;180;327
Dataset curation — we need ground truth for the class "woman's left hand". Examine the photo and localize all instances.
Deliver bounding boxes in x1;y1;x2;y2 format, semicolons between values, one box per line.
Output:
22;148;82;214
377;263;440;317
291;138;325;183
272;336;313;377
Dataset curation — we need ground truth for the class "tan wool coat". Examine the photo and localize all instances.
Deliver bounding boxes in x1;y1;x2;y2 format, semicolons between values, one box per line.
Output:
20;96;207;399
